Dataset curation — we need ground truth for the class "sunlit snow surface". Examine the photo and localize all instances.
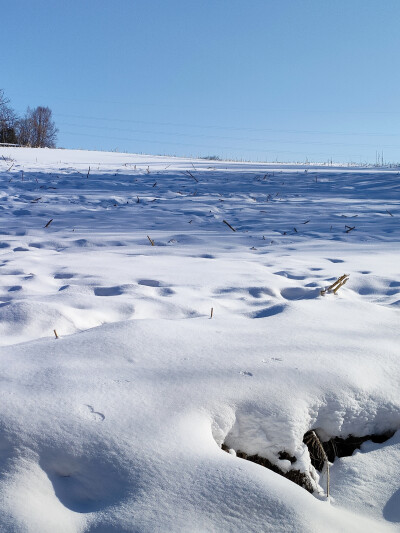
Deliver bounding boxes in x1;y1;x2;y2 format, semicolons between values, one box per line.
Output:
0;147;399;532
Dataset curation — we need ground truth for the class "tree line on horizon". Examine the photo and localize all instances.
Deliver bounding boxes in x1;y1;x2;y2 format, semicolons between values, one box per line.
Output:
0;89;57;148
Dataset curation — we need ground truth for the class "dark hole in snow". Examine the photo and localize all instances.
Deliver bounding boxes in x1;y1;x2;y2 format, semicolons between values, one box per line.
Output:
304;429;395;471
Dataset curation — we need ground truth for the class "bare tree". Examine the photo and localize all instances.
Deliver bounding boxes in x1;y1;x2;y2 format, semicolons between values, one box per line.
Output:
19;106;58;148
0;90;18;144
0;89;9;110
16;116;31;146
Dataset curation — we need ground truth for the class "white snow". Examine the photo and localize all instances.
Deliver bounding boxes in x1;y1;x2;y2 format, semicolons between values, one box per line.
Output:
0;147;399;532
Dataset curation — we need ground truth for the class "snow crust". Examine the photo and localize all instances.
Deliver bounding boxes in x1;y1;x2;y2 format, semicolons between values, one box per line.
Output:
0;147;399;532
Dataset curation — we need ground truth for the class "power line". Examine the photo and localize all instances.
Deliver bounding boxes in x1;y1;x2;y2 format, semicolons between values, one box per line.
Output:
54;112;400;139
60;130;365;159
57;121;400;149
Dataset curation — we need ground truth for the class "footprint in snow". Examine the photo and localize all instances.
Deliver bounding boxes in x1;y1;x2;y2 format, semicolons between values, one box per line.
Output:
54;272;75;279
94;286;124;296
8;285;22;292
85;405;105;421
239;371;253;377
138;279;161;287
326;258;345;263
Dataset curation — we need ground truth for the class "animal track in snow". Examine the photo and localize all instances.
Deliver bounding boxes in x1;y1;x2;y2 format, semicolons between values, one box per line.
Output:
94;286;125;296
54;272;75;279
247;286;276;298
274;271;307;280
250;304;286;319
85;404;105;421
280;287;320;300
159;287;175;296
138;279;161;287
326;258;344;263
8;285;22;292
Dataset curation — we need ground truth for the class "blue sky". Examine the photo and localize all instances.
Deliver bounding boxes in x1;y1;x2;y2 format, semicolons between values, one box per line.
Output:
2;0;400;163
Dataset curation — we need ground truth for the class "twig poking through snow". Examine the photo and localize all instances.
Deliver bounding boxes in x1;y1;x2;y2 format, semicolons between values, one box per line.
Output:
320;274;349;295
223;220;236;232
185;170;198;183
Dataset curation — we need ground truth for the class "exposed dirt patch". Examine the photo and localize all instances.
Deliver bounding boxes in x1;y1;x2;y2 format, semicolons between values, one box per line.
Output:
221;444;314;493
221;428;396;495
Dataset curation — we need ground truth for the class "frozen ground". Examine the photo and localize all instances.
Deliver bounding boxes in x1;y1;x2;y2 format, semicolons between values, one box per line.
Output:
0;147;399;532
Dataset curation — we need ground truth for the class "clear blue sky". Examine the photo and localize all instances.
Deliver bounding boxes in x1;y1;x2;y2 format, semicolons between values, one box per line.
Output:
2;0;400;163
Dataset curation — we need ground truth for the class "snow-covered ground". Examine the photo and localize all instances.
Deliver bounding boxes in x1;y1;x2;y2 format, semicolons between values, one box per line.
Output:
0;147;399;532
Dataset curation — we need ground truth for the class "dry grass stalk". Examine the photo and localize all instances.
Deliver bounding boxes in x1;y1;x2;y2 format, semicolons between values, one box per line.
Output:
86;166;90;179
304;430;330;497
44;218;53;228
320;274;349;296
185;170;198;183
147;235;155;246
345;225;355;233
210;307;213;319
223;220;236;232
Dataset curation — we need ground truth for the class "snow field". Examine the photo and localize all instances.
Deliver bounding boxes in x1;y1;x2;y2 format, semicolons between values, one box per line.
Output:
0;147;399;532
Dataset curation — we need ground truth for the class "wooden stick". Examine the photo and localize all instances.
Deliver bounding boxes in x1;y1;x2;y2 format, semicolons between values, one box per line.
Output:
44;218;53;228
86;166;90;179
223;220;236;232
147;235;155;246
210;307;213;319
53;329;59;339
